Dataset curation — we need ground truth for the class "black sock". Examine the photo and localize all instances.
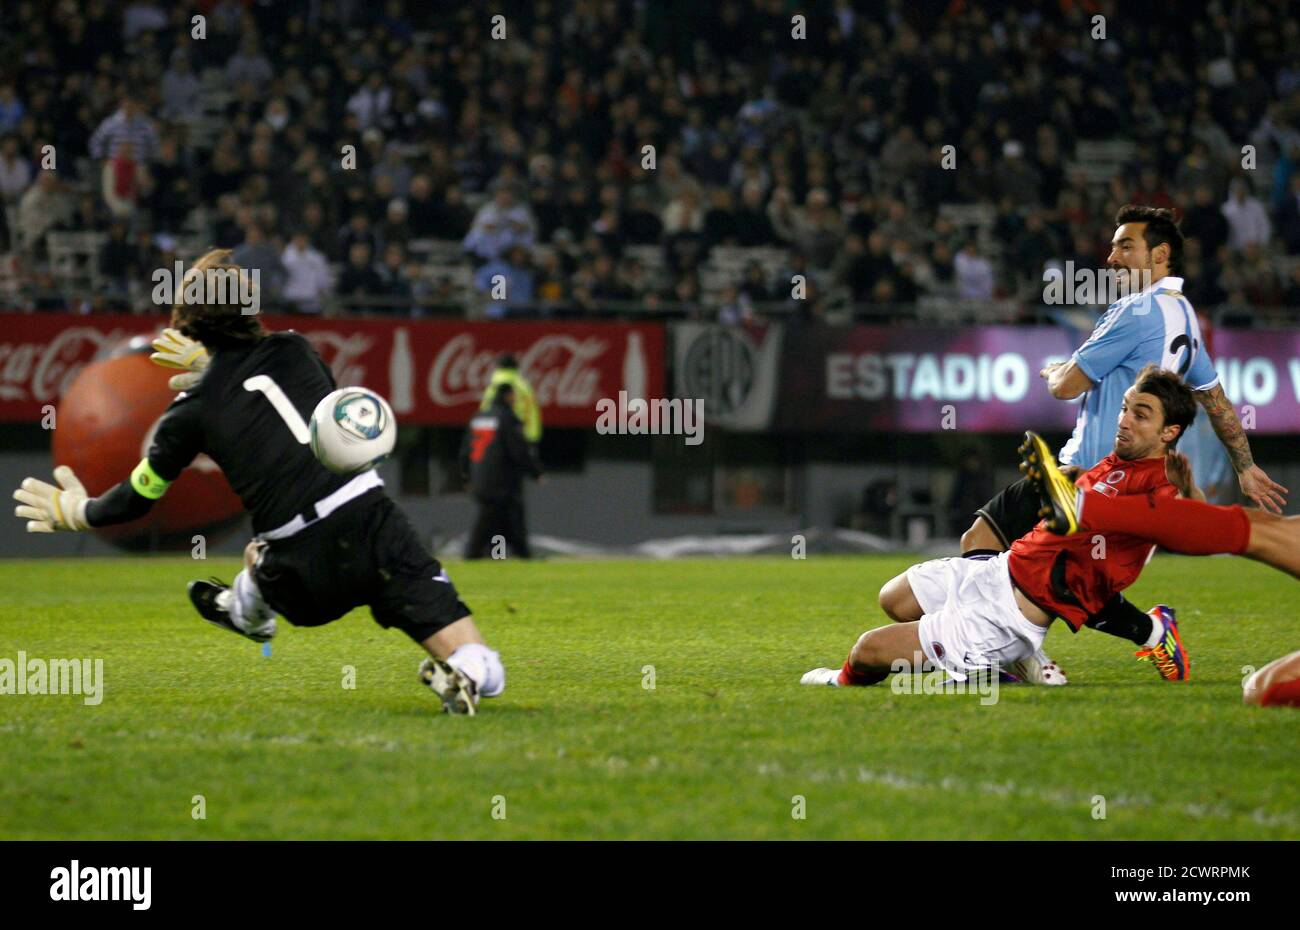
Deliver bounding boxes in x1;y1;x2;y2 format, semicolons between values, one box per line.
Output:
1083;594;1153;645
961;548;1003;560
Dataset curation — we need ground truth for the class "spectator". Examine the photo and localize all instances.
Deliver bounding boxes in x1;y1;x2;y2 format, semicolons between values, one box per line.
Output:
717;285;754;325
0;136;33;205
463;183;536;263
954;241;996;300
1283;264;1300;306
225;35;274;88
337;212;380;264
739;261;778;304
406;175;443;238
0;84;24;133
766;186;799;244
1222;178;1272;252
18;172;72;258
230;225;287;301
535;250;568;304
1237;243;1282;306
668;272;704;318
337;242;385;303
3;2;1297;320
1182;183;1231;256
122;1;167;39
438;185;474;240
877;125;926;190
160;51;202;123
1276;171;1300;255
997;141;1042;205
101;139;146;219
623;188;663;243
591;199;626;256
663;188;706;274
373;144;413;198
142;136;191;234
733;181;776;246
832;233;875;302
281;232;332;313
1129;166;1175;211
379;198;411;250
793;188;845;269
662;187;705;237
1009;213;1061;293
473;244;535;318
97;221;140;305
88;94;159;163
376;243;413;311
347;71;392;131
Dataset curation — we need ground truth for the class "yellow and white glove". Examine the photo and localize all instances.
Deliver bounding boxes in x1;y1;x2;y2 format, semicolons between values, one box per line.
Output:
150;328;210;391
13;466;91;532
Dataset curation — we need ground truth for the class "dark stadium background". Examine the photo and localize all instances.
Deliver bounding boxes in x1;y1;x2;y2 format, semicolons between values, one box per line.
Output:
0;0;1297;558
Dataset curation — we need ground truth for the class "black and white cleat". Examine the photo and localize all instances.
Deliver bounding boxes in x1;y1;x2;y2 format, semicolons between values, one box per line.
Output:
418;657;479;715
188;578;276;643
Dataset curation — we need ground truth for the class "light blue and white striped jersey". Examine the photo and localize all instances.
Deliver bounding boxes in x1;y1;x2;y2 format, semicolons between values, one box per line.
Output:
1058;276;1219;469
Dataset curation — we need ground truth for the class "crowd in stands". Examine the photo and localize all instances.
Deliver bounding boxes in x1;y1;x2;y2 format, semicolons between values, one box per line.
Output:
0;0;1298;323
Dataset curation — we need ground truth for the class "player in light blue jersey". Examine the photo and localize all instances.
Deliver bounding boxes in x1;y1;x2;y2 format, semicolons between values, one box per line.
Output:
1039;205;1285;513
1055;268;1219;470
960;205;1287;684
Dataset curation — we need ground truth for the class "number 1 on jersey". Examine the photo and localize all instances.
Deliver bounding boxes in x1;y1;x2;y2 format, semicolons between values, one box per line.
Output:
244;375;311;444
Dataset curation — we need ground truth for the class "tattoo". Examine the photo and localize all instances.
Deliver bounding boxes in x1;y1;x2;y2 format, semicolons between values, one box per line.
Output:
1195;384;1254;472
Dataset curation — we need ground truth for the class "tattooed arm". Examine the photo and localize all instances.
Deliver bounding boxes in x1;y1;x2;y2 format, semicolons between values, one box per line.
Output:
1194;383;1288;513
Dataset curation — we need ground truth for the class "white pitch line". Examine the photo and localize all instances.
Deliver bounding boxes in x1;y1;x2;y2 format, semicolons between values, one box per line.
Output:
757;763;1300;831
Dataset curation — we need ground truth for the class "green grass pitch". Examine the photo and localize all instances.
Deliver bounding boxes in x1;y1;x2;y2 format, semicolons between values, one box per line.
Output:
0;554;1296;839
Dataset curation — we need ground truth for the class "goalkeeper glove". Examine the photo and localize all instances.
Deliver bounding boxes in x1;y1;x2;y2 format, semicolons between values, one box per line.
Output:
12;466;92;532
150;327;210;391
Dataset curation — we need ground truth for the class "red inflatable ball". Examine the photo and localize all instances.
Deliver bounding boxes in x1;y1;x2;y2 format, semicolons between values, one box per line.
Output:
50;340;245;549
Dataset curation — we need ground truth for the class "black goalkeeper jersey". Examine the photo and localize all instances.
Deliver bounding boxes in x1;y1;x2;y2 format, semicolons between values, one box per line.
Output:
142;332;352;533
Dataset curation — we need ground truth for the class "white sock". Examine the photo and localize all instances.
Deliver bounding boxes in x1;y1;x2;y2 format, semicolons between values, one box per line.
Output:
226;570;276;635
1143;614;1164;649
447;643;505;698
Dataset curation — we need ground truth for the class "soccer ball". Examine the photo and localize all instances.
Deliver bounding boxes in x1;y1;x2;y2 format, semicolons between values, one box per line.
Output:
309;387;397;474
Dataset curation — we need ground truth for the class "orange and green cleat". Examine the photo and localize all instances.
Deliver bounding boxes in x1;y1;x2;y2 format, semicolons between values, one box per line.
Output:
1135;605;1190;681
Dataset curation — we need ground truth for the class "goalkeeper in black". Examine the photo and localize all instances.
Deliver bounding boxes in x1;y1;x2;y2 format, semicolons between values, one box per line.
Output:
11;249;503;714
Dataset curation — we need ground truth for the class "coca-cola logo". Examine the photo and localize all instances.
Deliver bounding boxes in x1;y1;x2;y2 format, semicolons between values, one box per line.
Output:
0;327;134;403
302;330;373;387
428;333;607;407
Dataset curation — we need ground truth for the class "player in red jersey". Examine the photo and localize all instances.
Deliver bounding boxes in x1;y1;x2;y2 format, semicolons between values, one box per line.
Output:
1243;651;1300;708
1022;387;1300;585
801;364;1202;689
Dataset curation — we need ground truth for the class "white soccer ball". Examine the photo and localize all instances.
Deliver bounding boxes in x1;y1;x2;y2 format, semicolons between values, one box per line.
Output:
309;387;397;474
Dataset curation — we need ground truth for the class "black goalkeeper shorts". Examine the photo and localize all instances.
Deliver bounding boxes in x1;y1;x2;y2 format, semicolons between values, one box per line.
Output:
974;477;1044;549
253;489;471;643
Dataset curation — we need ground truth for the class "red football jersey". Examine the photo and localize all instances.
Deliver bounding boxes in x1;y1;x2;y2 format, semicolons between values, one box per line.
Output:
1008;453;1177;630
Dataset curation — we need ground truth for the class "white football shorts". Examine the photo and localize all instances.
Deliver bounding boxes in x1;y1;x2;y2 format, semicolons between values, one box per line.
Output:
906;551;1046;681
